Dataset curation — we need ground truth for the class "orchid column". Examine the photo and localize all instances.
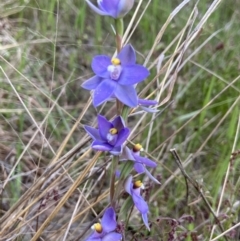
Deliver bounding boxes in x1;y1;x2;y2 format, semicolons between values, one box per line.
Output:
81;1;159;240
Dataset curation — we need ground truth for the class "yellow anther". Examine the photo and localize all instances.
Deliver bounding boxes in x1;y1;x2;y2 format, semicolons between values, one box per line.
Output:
133;143;142;152
93;223;102;233
111;58;121;65
109;128;118;135
134;180;143;188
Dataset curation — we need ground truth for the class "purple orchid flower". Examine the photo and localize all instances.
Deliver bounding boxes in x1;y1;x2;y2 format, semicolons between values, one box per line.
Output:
82;44;149;107
84;114;130;155
85;207;122;241
121;144;160;184
85;0;134;19
124;175;150;230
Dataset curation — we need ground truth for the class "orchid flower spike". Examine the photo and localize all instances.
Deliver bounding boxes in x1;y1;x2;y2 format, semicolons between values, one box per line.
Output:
85;0;134;19
124;176;150;230
84;115;130;155
85;207;122;241
82;44;149;107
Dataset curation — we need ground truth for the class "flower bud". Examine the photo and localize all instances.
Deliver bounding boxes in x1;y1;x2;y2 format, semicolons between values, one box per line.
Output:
117;0;135;18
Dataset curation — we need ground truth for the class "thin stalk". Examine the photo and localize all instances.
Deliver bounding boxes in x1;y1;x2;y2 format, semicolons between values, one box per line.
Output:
109;18;126;209
115;18;124;52
110;155;119;208
115;18;124;116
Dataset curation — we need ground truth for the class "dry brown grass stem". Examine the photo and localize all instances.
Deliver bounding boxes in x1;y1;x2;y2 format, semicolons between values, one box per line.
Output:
26;151;101;240
0;147;93;237
140;0;223;108
144;0;192;66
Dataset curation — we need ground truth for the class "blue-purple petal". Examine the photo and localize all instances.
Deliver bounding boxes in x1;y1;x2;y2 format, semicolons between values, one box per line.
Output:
142;213;150;230
114;128;130;146
85;230;102;241
124;175;133;194
84;125;100;140
85;0;109;16
93;79;117;106
144;167;161;184
92;140;113;151
120;146;135;161
134;162;145;173
102;232;122;241
140;106;159;113
98;0;119;18
133;154;157;168
112;116;125;130
82;75;102;90
118;65;149;85
85;236;102;241
102;207;117;233
97;115;113;141
110;146;122;155
92;55;111;78
117;44;136;65
138;98;158;106
114;84;138;107
138;98;159;113
132;192;149;214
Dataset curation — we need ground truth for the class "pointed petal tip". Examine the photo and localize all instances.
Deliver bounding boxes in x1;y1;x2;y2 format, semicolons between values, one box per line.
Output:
81;75;102;90
117;44;136;65
142;213;150;231
85;0;109;16
84;125;101;140
144;167;161;184
140;106;159;113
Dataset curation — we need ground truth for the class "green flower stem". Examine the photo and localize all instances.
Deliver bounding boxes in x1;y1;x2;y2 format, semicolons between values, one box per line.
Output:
115;18;124;116
116;99;123;116
115;18;124;52
121;105;129;122
110;155;119;208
